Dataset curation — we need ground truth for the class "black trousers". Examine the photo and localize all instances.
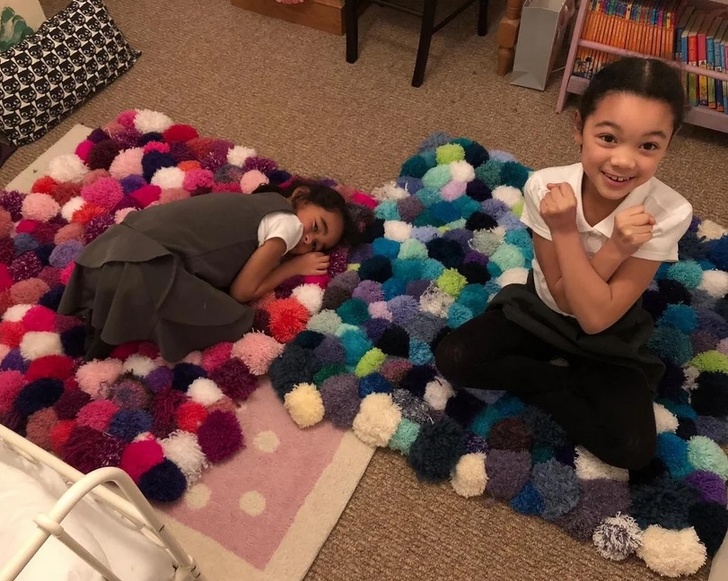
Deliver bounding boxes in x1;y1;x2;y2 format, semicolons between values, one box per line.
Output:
434;308;656;470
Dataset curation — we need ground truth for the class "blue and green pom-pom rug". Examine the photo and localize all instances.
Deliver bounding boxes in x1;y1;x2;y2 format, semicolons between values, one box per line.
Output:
270;133;728;577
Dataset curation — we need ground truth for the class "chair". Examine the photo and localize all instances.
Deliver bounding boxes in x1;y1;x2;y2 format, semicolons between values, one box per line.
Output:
345;0;490;87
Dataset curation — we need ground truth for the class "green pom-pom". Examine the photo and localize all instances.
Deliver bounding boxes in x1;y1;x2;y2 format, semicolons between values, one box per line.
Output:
667;261;703;289
413;209;436;227
512;198;524;217
443;218;467;230
389;418;421;454
691;351;728;374
337;298;370;326
400;155;431;178
471;230;504;256
436;143;466;164
355;347;388;377
308;310;343;334
374;199;401;221
437;268;468;297
500;161;530;190
475;160;504;189
398;239;429;260
688;435;728;480
491;243;526;271
422;165;453;190
415;186;443;207
314;363;349;385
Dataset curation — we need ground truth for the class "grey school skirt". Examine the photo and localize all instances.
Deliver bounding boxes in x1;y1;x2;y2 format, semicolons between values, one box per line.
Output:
488;272;665;393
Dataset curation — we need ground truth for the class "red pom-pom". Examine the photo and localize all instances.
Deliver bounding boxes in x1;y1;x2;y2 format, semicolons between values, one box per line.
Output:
0;370;25;413
22;305;56;332
137;342;159;358
130;185;162;207
151;388;186;438
26;355;75;381
175;401;208;433
209;358;259;401
0;290;12;317
27;407;59;450
50;420;75;454
15;219;39;234
76;400;120;431
177;160;201;172
31;176;58;195
62;426;126;473
110;341;142;360
267;297;311;343
0;264;12;291
60;263;75;285
197;410;244;463
38;266;61;288
163;124;199;143
71;203;106;225
52;182;81;206
119;439;165;482
0;321;24;348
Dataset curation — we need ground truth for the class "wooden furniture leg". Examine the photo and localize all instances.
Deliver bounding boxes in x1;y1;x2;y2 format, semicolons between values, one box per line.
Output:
411;0;438;87
345;0;359;62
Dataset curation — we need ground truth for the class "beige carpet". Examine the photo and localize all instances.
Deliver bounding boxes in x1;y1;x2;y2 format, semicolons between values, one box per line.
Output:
5;0;727;578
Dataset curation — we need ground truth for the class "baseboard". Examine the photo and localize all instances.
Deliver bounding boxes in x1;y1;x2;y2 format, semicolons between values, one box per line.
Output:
231;0;346;35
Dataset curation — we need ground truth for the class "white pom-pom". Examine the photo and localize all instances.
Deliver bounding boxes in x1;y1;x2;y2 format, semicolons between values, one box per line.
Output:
20;332;63;360
284;383;325;428
683;365;700;391
470;229;505;254
61;196;86;222
114;207;137;224
368;301;393;321
419;286;454;318
352;393;402;447
188;378;224;406
383;220;412;242
449;160;475;182
637;525;707;577
492;185;523;208
592;513;642;561
451;453;487;497
151;166;185;189
291;284;324;314
423;378;455;411
47;154;89;183
133;109;173;133
122;355;157;377
227;146;256;167
497;267;529;287
371;181;409;200
699;269;728;298
161;431;208;485
698;219;726;241
654;402;678;434
574;447;629;481
2;304;32;322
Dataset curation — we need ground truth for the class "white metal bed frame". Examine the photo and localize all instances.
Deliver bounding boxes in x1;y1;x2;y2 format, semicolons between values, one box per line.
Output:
0;424;205;581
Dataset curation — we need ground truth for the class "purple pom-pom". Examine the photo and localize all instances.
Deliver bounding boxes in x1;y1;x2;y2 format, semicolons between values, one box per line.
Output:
485;449;532;500
197;410;244;463
320;374;360;428
1;349;29;373
352;280;383;304
209;359;259;401
312;335;346;366
49;240;83;269
87;128;111;143
557;479;629;541
108;409;154;441
119;175;148;195
388;295;421;326
145;366;173;393
0;190;24;220
13;233;39;255
685;470;728;505
54;388;92;420
243;156;277;174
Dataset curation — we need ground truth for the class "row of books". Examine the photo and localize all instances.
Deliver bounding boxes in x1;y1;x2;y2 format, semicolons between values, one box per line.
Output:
572;0;728;114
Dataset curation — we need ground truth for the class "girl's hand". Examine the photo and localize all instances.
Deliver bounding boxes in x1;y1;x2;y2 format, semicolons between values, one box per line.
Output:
540;182;578;234
610;205;655;257
289;252;330;276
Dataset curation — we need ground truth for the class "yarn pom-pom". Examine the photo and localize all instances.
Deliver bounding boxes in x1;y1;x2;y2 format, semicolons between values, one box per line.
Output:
109;147;144;180
388;418;421;454
637;525;707;578
21;194;60;222
532;458;582;521
320;374;361;428
161;430;208;485
76;358;123;398
631;476;697;530
76;399;119;432
209;358;258;401
175;401;208;433
408;416;467;482
685;470;728;505
226;146;256;167
137;459;188;503
654;402;679;433
485;449;532;500
592;514;643;561
268;297;310;343
688;501;728;556
87;140;121;171
119;438;165;482
163;124;199;142
15;378;64;417
107;409;154;442
284;382;325;428
26;407;58;450
574;446;629;481
687;435;728;479
451;452;487;497
62;426;126;473
196;410;244;462
134;110;173;134
188;378;224;406
47;154;89;183
232;332;284;375
240;170;269;194
352;392;402;447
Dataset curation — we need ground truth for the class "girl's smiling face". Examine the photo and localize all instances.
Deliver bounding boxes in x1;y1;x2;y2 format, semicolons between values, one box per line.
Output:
289;199;345;255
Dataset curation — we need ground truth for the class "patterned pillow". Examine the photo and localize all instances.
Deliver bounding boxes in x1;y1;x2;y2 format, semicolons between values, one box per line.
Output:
0;0;140;146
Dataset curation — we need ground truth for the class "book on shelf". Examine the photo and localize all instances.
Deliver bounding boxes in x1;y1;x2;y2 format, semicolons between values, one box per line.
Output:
571;0;728;115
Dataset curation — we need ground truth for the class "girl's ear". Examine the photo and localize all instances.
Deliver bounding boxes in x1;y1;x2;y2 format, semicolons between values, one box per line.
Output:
290;186;309;207
573;111;584;146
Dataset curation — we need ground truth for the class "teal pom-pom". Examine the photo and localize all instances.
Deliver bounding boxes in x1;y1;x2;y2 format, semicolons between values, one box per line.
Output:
475;160;504;189
655;262;671;280
421;149;437;166
382;277;407;300
413;209;436;227
447;302;474;328
451;194;481;219
658;304;699;334
490;242;526;271
451;137;474;149
667;260;703;289
359;372;393;397
389;418;421;454
398;239;429;260
374;199;401;221
400;155;431;178
470;405;504;438
487;260;503;278
421;258;445;279
339;329;373;366
688;435;728;480
422;165;453;190
457;284;489;316
511;480;544;515
531;446;555;464
372;237;402;259
505;229;534;261
658;399;698;420
336;298;371;326
647;326;693;365
431;201;462;226
410;339;434;365
415;186;443;207
494;394;527;417
500;161;530;190
656;432;693;479
392;258;424;282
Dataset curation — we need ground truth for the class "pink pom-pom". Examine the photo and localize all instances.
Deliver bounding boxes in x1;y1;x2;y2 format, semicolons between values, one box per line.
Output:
75;140;94;163
22;306;56;332
76;399;120;431
351;192;378;209
196;410;244;462
26;408;59;450
117;109;138;128
109;148;144;179
114;207;137;223
0;209;12;238
60;263;75;285
239;170;269;194
82;169;111;187
212;181;241;193
54;223;85;244
302;273;331;288
201;342;233;372
0;370;25;413
38;266;61;288
10;278;49;304
81;177;124;210
130;185;162;207
231;333;283;375
159;188;190;204
102;120;124;136
21;193;60;221
0;265;12;291
182;169;215;193
119;439;164;482
76;358;123;398
440;180;467;201
143;141;170;154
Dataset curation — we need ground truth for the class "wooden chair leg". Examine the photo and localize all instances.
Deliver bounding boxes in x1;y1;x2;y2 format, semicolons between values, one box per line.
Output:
477;0;488;36
345;0;359;63
412;0;437;87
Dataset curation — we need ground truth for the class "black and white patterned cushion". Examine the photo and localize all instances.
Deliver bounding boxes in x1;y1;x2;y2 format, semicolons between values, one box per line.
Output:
0;0;140;146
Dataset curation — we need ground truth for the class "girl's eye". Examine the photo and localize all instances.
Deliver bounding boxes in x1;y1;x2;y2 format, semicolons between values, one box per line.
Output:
598;134;616;144
641;142;659;151
313;222;319;232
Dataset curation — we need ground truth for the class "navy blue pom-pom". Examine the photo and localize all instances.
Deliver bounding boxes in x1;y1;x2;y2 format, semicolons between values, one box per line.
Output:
363;318;391;344
629;457;668;486
141;151;176;183
359;255;393;283
400;365;437;397
642;289;669;321
458;262;490;285
172;363;207;392
15;378;64;417
445;389;486;427
138;132;164;145
34;244;55;265
375;325;410;357
107;409;153;441
630;476;698;529
38;285;65;311
291;330;325;350
461;142;489;167
361;219;385;244
676;417;699;440
407;416;467;482
708;235;728;270
359;373;393;397
268;344;320;398
465;179;492;202
60;326;87;358
137;459;187;502
678;230;709;261
689;501;728;557
426;238;464;269
656;279;691;305
692;371;728;417
465;211;499;231
656;361;689;402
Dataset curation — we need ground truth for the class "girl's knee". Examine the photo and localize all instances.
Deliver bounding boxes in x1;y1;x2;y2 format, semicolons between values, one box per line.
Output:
607;429;657;470
434;332;468;383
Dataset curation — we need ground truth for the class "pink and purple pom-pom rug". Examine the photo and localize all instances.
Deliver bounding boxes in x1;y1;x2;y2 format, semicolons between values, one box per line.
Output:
1;110;728;578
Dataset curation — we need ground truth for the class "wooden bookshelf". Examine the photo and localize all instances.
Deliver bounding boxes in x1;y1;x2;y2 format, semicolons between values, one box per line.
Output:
556;0;728;133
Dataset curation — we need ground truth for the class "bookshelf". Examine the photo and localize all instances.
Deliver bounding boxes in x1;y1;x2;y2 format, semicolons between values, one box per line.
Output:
556;0;728;134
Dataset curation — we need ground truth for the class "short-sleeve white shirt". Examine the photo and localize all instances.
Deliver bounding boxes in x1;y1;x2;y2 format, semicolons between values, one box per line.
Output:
520;163;693;316
256;211;304;253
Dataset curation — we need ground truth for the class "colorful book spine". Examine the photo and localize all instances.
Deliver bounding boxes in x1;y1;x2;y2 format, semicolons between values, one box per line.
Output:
722;28;728;112
687;13;705;107
707;17;722;109
697;15;714;107
716;20;727;112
